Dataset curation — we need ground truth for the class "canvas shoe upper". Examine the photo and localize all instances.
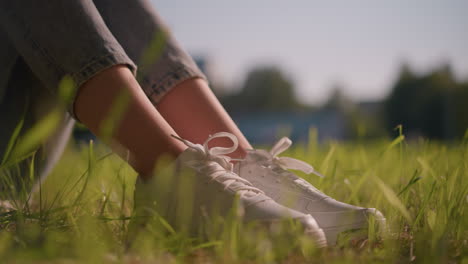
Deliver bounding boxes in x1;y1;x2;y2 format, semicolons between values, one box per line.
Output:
131;133;327;247
234;136;386;245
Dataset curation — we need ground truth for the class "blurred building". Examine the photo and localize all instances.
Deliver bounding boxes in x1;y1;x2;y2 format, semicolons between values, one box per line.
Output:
229;110;347;144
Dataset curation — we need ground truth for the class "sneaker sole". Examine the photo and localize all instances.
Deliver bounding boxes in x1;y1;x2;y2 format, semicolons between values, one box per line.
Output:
317;209;387;245
305;226;328;248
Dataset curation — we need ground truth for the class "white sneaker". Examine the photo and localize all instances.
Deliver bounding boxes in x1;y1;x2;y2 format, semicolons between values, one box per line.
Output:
131;133;327;247
234;136;386;245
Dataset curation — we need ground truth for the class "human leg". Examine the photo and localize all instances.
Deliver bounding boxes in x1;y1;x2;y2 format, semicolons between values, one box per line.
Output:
156;78;252;159
0;0;188;178
74;65;186;177
0;1;329;246
93;0;251;159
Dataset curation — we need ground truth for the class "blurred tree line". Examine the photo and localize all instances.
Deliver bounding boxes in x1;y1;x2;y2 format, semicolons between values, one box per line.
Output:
219;64;468;140
384;64;468;140
221;66;313;112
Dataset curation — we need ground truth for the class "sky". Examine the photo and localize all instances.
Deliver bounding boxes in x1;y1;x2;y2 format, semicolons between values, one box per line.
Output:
151;0;468;105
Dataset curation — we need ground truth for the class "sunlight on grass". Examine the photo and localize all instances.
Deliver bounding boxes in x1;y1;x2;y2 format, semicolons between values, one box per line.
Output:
0;128;467;263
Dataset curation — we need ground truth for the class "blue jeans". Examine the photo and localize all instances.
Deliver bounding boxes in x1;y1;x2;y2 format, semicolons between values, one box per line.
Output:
0;0;206;193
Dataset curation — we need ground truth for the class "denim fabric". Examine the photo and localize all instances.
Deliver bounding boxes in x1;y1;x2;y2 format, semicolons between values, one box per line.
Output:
0;59;75;195
0;0;206;193
93;0;206;105
0;0;205;116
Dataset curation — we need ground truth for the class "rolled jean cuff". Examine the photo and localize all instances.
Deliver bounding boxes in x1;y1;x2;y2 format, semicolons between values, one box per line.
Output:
70;52;137;120
144;64;207;105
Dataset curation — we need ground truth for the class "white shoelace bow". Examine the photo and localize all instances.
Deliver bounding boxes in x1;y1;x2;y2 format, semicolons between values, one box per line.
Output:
263;137;325;178
172;132;264;198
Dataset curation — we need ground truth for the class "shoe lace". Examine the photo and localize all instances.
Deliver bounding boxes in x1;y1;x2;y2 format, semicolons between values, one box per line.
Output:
255;137;325;178
172;132;264;198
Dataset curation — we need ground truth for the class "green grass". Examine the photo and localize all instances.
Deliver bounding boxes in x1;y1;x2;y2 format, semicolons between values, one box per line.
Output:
0;134;467;263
